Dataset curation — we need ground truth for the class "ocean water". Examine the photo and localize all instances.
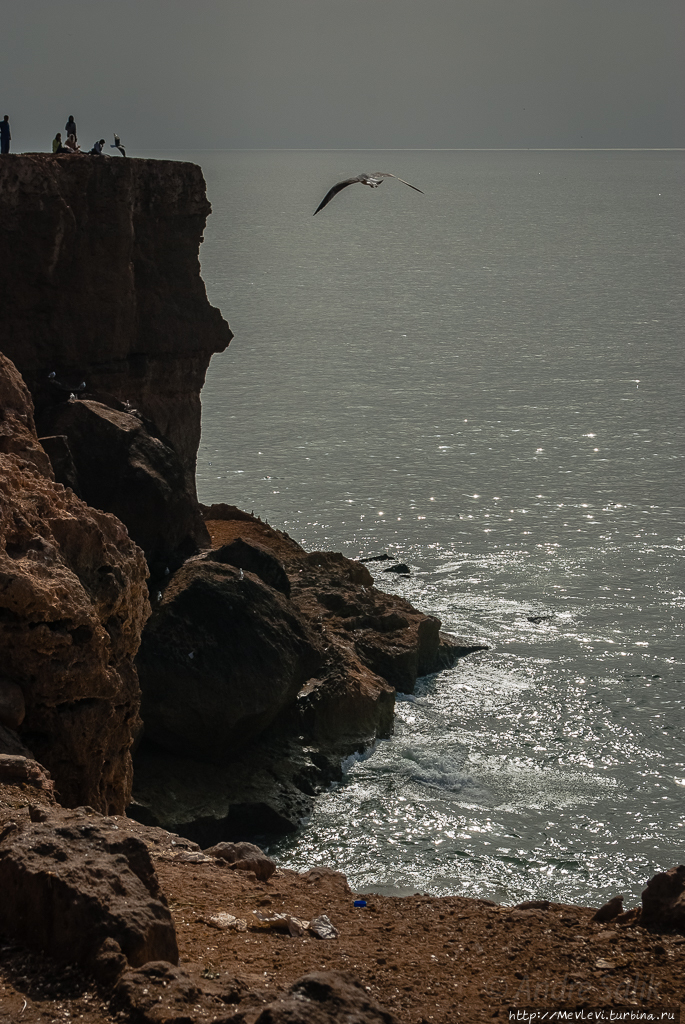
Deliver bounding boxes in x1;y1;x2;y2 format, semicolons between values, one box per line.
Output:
153;148;684;906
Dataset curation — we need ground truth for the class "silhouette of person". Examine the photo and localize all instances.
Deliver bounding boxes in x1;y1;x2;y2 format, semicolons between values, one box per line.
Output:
0;115;11;155
89;139;106;155
65;115;77;141
52;132;71;154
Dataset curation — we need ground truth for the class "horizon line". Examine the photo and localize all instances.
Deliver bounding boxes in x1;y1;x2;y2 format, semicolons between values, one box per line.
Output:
140;147;685;153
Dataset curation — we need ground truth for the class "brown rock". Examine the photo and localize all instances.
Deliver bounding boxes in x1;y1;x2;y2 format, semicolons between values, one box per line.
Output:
0;351;53;478
91;937;128;987
43;398;209;577
203;537;292;596
203;512;478;740
133;511;486;841
113;960;248;1023
256;971;400;1023
300;867;352;895
0;754;55;800
592;895;623;923
0;154;231;497
38;434;81;492
641;865;685;933
204;840;277;881
0;353;150;813
0;816;179;968
295;661;395;750
129;738;324;843
136;560;323;760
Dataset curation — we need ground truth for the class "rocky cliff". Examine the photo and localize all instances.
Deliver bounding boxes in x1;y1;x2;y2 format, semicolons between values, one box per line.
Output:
0;154;231;497
0;353;149;813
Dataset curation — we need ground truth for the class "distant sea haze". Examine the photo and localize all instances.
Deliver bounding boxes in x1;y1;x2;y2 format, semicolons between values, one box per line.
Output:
178;148;683;905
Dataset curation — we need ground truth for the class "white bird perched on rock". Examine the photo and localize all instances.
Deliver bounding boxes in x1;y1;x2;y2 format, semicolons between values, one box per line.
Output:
313;171;424;215
111;134;126;157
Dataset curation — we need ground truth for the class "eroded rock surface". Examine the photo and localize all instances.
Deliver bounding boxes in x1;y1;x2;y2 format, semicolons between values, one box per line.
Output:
0;154;231;496
113;960;248;1022
255;972;400;1024
0;352;150;812
0;354;54;478
0;754;56;804
137;560;323;759
43;397;209;577
202;510;479;727
642;865;685;933
204;841;277;882
0;809;178;969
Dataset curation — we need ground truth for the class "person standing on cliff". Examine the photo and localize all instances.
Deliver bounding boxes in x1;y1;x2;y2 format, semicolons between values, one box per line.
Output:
0;116;11;154
65;115;77;141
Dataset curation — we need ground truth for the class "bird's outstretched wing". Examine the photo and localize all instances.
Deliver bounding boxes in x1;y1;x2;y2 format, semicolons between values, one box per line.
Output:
118;145;126;157
313;177;364;215
372;172;425;194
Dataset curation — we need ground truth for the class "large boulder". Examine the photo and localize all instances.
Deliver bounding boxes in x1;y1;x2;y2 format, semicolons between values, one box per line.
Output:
0;812;178;968
200;537;291;596
136;560;323;760
132;511;484;841
641;865;685;933
203;512;481;717
43;398;209;578
0;352;150;813
203;840;277;881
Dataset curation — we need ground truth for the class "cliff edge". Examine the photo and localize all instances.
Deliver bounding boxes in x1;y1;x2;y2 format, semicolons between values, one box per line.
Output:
0;154;231;497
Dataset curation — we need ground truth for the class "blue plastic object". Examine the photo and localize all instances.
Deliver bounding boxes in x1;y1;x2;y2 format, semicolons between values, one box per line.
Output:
353;899;367;908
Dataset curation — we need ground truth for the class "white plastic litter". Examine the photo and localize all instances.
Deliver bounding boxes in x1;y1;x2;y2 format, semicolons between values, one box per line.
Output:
308;914;339;940
252;910;339;939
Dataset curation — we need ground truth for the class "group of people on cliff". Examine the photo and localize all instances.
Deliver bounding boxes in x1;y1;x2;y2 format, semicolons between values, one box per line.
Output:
52;116;125;157
0;114;125;157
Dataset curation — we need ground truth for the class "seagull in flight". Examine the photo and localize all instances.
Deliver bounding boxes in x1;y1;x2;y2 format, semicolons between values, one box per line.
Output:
111;134;126;157
313;172;424;215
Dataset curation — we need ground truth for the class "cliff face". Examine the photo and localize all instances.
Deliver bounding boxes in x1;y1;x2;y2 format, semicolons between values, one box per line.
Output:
0;352;150;813
0;154;231;496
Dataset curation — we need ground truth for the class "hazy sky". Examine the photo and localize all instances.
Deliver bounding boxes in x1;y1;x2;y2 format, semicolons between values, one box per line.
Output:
1;0;683;152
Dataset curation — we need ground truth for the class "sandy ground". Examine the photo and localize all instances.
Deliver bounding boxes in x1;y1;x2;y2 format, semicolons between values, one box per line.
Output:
1;807;683;1023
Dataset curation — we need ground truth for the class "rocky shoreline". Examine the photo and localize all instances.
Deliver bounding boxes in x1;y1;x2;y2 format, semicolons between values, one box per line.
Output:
0;154;682;1022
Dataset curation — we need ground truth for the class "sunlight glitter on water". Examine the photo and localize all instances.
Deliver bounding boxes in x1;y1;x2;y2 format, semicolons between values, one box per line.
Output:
189;149;684;905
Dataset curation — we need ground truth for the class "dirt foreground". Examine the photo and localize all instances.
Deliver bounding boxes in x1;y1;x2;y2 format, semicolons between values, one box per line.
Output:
0;801;683;1024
